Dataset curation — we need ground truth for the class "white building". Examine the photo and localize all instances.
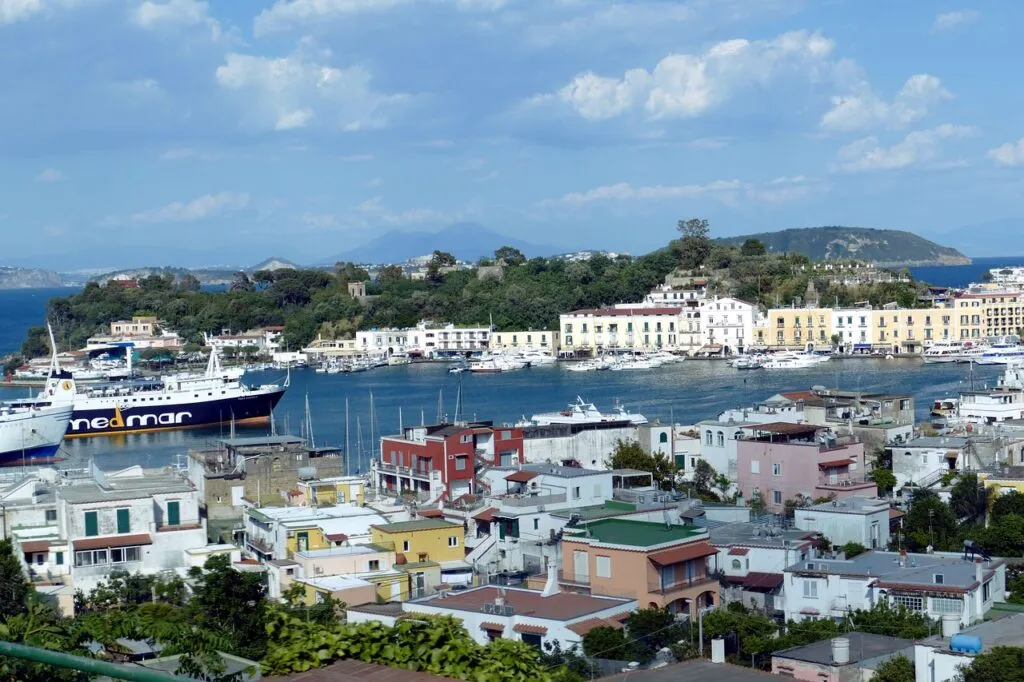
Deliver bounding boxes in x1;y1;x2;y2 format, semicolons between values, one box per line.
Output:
958;388;1024;424
914;613;1024;682
203;327;284;354
357;321;492;358
244;504;388;561
892;436;969;488
403;582;636;650
522;422;641;469
794;497;891;550
782;550;1006;627
489;330;558;351
831;307;874;353
559;307;685;356
644;282;707;307
699;296;758;354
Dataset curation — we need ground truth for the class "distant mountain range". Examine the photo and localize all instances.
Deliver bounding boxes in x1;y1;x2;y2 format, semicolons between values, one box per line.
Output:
322;223;563;264
719;227;971;266
933;218;1024;258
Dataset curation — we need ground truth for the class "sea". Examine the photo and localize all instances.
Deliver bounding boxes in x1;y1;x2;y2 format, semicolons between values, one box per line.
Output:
0;259;1016;474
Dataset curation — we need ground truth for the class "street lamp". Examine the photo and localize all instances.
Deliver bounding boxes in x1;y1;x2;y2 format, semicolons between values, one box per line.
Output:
698;604;715;657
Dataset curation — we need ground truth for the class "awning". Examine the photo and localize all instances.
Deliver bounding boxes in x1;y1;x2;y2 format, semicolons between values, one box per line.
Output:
20;540;50;553
818;458;852;468
800;607;821;615
72;534;153;551
889;509;906;520
853;344;872;350
473;507;498;522
728;547;750;556
325;533;348;542
648;542;718;566
513;624;548;635
945;451;960;459
480;622;505;632
505;470;539;483
742;572;784;591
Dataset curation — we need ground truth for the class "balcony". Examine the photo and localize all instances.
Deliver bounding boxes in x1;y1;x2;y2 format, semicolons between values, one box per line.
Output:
376;462;434;481
648;575;717;595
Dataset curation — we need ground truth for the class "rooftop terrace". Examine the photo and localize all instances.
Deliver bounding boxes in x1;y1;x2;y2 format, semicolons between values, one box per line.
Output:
564;519;705;548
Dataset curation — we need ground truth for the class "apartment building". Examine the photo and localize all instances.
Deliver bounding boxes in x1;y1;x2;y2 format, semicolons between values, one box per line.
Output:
793;497;892;550
356;321;492;358
559;307;684;356
952;287;1024;339
831;306;873;352
489;330;558;351
699;296;758;354
871;307;951;354
370;519;470;589
755;307;833;350
244;504;387;561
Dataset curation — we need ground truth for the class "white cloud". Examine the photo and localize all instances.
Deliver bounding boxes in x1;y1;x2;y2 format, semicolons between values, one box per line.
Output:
129;191;250;223
215;41;410;133
834;124;978;172
254;0;505;36
934;10;977;32
132;0;222;39
1;0;44;25
549;175;823;206
821;73;951;132
988;137;1024;167
356;196;458;225
35;168;63;182
543;30;836;121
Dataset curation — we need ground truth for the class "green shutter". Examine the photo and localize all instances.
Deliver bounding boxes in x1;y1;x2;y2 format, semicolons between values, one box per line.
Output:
55;552;64;566
84;511;98;537
116;508;130;534
167;501;180;526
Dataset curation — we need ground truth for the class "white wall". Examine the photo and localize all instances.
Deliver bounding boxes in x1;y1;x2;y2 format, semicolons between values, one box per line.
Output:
914;646;971;682
522;426;638;468
698;423;743;481
892;447;960;487
794;506;890;549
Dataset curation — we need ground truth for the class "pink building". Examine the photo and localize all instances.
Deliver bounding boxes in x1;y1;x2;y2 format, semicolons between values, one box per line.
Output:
772;632;913;681
736;423;876;513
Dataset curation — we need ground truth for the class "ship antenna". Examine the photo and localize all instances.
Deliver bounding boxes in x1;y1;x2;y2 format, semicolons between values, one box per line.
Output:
46;323;60;377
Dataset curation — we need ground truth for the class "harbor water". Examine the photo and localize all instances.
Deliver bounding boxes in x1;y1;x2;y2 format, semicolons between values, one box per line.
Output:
0;358;1003;474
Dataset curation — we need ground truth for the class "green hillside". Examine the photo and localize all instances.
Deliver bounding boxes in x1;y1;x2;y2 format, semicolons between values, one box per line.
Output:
719;227;970;266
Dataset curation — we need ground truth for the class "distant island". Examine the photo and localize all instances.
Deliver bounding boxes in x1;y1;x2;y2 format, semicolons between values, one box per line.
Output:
718;227;971;267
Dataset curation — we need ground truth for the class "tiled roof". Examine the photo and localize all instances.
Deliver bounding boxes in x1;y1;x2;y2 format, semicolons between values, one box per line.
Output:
21;540;51;553
728;547;750;556
889;509;906;519
648;542;718;566
565;307;683;316
473;507;498;522
742;572;784;591
480;622;505;632
567;617;626;636
818;458;852;468
418;509;445;518
414;585;632;621
505;470;539;483
72;533;152;551
513;623;549;635
325;533;348;542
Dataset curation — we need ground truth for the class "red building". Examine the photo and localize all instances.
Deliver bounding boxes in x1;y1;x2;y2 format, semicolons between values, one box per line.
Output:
375;421;524;501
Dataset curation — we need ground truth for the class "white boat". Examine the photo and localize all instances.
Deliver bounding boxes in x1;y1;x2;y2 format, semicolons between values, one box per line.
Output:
530;396;648;426
732;355;763;370
610;358;658;371
0;328;76;464
973;338;1024;365
518;349;557;366
922;340;966;364
387;354;412;366
468;356;527;373
761;351;830;370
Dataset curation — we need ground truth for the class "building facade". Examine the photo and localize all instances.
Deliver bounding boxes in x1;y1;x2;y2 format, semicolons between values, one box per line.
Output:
489;330;558;351
699;297;758;354
559;307;684;356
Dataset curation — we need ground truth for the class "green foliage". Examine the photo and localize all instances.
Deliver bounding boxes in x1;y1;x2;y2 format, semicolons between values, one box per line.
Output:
956;646;1024;682
717;226;967;264
1007;571;1024;604
869;467;897;494
740;239;767;257
538;641;598;682
841;542;868;558
581;625;628;660
187;555;268;662
494;246;527;266
903;489;959;551
991;491;1024;522
951;473;991;523
675;218;712;270
748;489;767;515
609;440;677;490
623;608;688;663
0;600;91;682
0;538;30;618
20;326;50;361
872;654;915;682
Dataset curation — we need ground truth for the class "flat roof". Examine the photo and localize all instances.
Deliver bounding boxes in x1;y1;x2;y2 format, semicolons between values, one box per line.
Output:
221;435;305;447
300;575;374;591
294;544;391;559
410;585;632;621
903;436;970;449
800;497;891;514
347;602;406;617
744;422;820;436
373;519;459;533
920;612;1024;650
566;519;704;548
519;463;606;478
704;520;816;550
774;632;913;666
785;550;1001;591
58;475;193;504
249;504;373;523
598;659;775;681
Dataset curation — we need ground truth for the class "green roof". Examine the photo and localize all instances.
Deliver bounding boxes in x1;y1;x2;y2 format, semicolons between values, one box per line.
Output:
373;519;459;533
551;500;639;521
568;519;703;547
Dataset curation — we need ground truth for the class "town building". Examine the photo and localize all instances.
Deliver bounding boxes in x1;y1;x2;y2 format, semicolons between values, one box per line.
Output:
244;504;387;562
374;421;524;502
403;580;636;650
870;307;950;355
736;423;875;513
355;321;492;358
772;632;914;682
521;420;641;469
891;436;970;489
913;612;1024;682
370;519;471;588
202;327;284;355
488;330;558;351
830;306;874;353
782;550;1006;626
793;497;892;550
755;307;834;350
559;307;685;356
559;518;719;616
644;281;707;307
951;286;1023;339
109;316;158;337
698;296;758;355
301;337;362;359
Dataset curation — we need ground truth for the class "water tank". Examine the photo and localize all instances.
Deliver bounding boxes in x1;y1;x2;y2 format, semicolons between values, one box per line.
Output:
941;614;960;638
831;637;850;665
711;638;726;664
950;634;982;654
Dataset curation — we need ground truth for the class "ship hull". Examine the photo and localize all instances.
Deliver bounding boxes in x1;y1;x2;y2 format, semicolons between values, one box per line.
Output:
65;388;286;438
0;405;73;465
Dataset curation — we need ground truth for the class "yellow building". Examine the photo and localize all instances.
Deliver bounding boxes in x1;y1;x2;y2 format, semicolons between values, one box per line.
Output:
489;330;558;351
871;307;954;353
284;524;334;557
370;519;465;564
758;307;833;349
296;476;366;507
951;288;1024;340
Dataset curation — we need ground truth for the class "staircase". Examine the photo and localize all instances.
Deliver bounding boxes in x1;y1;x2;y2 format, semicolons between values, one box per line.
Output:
466;532;497;566
916;468;947;489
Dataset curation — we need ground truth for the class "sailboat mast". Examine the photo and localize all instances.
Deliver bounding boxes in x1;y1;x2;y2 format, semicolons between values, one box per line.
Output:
345;397;350;475
305;393;316;449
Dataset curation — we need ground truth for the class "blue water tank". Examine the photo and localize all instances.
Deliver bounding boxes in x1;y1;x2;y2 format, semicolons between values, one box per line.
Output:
950;634;983;654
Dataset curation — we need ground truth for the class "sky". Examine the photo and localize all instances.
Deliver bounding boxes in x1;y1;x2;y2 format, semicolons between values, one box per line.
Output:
2;0;1024;269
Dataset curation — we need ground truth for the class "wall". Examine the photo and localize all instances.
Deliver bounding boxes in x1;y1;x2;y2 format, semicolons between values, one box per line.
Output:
292;547;395;578
737;440;867;512
370;526;464;564
301;581;378;609
522;425;638;468
698;423;743;482
892;446;960;488
794;506;890;549
914;646;971;682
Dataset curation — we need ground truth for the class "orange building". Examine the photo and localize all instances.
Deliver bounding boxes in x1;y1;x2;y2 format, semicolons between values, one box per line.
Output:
560;519;719;616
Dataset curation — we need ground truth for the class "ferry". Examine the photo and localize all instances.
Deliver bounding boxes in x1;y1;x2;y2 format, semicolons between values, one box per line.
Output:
0;333;76;464
60;349;288;438
973;338;1024;365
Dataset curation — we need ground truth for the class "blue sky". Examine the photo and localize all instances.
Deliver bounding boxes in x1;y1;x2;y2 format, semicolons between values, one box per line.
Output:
2;0;1023;269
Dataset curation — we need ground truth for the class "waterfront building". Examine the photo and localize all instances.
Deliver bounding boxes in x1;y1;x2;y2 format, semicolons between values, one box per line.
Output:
644;281;707;307
755;307;834;350
793;496;892;550
871;306;950;354
698;296;758;354
301;337;361;359
109;316;159;337
374;421;524;502
559;518;720;615
403;580;636;650
830;305;874;352
357;321;492;358
952;286;1024;339
736;423;875;513
781;550;1005;626
488;330;558;351
244;504;387;561
559;306;685;356
202;326;284;354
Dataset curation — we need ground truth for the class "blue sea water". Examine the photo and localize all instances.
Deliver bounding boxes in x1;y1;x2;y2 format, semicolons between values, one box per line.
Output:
909;256;1024;289
0;287;77;355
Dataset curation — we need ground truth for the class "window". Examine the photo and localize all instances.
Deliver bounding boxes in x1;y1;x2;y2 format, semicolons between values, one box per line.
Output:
659;432;669;444
501;430;512;440
891;594;924;612
772;463;782;476
983;580;991;602
368;560;380;571
84;511;98;537
166;501;180;526
55;552;63;566
716;431;724;447
751;461;760;474
596;556;612;578
932;597;962;615
520;633;543;649
45;510;56;522
116;508;130;534
572;486;581;500
705;431;713;446
802;580;818;598
533;518;540;531
402;540;410;552
731;559;741;570
772;490;783;505
933;574;944;585
448;536;459;547
455;456;467;471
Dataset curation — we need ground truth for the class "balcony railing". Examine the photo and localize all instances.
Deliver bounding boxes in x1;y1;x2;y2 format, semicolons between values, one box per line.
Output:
496;493;567;508
647;575;717;595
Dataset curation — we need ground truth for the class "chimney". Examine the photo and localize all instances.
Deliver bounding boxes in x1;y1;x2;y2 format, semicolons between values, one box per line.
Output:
898;549;907;568
975;557;984;585
542;561;560;597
